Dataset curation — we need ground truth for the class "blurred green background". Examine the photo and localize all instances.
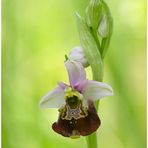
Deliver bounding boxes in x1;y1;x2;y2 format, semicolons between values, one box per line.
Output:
2;0;146;147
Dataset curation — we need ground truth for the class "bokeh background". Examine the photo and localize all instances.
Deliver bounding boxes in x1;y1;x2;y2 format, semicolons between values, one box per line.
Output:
2;0;146;147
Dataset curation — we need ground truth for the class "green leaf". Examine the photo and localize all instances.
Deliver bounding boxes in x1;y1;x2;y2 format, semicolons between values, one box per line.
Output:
76;13;103;81
86;132;98;148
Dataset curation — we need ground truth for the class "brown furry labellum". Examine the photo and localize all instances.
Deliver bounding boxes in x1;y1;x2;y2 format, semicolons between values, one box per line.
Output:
52;99;101;138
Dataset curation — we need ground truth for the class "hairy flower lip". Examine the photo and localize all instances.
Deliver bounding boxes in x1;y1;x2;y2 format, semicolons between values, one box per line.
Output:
52;100;101;137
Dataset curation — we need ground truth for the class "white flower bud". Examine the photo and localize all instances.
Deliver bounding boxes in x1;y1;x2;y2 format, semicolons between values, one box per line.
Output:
69;47;89;68
98;14;108;38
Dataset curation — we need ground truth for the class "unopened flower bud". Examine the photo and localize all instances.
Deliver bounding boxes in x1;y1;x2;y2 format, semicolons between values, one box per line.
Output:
85;0;102;30
98;0;113;38
69;47;89;68
98;14;108;38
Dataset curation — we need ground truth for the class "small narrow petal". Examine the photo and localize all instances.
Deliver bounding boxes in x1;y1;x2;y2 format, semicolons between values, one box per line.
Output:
82;80;113;101
39;87;65;109
65;60;86;87
58;82;67;90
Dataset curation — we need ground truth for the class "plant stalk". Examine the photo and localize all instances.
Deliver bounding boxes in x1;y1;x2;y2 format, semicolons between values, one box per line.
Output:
86;64;104;148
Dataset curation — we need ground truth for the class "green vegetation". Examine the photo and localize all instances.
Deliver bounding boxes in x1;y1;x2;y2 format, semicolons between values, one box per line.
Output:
2;0;146;147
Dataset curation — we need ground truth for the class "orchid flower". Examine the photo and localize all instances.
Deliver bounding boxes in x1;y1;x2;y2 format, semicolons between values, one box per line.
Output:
39;60;113;138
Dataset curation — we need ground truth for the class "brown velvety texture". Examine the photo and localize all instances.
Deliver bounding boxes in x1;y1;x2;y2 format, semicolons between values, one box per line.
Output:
52;100;101;137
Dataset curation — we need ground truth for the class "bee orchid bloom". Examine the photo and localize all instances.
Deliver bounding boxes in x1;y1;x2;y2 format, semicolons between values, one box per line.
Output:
39;60;113;138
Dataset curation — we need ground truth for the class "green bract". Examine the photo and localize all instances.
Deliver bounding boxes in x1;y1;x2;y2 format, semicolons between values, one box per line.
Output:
76;13;103;81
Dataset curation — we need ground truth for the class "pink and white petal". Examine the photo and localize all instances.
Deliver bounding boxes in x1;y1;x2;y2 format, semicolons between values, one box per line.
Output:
58;82;68;90
65;60;86;87
75;79;88;92
39;87;65;109
81;80;113;101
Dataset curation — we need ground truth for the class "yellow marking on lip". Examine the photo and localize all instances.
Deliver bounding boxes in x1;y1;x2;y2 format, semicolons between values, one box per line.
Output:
70;135;80;139
70;130;80;139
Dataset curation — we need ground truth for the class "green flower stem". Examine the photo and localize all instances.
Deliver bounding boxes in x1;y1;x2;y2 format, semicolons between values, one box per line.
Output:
86;64;104;148
76;13;105;148
86;132;98;148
